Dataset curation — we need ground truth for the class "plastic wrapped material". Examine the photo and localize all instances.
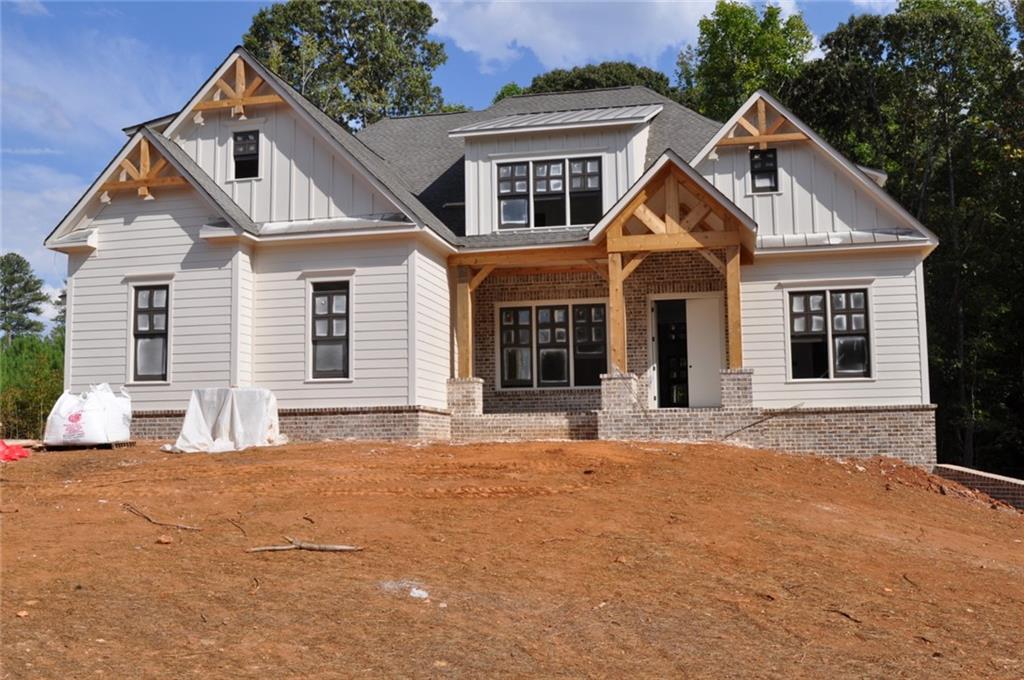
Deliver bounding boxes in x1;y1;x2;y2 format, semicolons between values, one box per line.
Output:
44;384;132;446
164;387;287;453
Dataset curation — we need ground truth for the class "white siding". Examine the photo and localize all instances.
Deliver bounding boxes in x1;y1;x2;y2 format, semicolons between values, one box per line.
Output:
251;240;413;408
234;245;254;386
411;244;451;408
741;252;929;407
464;125;649;235
66;190;235;410
173;105;395;224
697;143;907;237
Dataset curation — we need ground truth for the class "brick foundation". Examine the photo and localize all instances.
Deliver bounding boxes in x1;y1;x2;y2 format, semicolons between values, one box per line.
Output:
933;465;1024;509
447;378;483;416
451;411;598;442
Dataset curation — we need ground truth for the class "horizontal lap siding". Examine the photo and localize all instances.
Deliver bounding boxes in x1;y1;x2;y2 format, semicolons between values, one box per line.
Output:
413;246;451;409
237;246;254;385
741;252;927;407
252;241;412;408
68;191;234;410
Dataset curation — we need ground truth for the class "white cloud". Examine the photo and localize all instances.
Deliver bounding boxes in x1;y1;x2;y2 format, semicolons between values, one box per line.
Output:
38;283;63;324
12;0;50;17
430;0;716;73
805;34;825;62
2;147;63;156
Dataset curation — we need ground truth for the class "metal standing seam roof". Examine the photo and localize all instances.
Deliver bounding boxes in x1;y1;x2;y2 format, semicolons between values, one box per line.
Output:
448;104;663;136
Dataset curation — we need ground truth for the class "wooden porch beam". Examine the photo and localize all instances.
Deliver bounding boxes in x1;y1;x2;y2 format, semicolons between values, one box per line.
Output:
607;230;740;254
449;244;606;267
697;249;725;275
766;115;787;135
243;75;264;98
737;115;759;136
456;266;473;379
679;203;712;233
193;94;284;112
665;177;680;233
468;265;494;292
725;245;743;369
634;203;666;235
620;252;649;280
607;253;626;373
100;176;188;191
716;132;807;147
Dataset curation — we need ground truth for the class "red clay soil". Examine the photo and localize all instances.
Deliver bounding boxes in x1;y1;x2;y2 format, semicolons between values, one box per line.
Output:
1;441;1022;679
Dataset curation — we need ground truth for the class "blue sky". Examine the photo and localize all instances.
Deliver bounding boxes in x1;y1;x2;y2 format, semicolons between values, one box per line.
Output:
1;0;895;305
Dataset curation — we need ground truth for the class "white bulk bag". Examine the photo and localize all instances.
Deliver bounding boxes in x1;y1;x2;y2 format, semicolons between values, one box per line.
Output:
44;383;132;446
165;387;286;453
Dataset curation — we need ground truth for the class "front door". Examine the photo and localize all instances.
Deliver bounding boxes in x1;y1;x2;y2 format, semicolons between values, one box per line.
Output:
654;297;724;408
655;300;688;407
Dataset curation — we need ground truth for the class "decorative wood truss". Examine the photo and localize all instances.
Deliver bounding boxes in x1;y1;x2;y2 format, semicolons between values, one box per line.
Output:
99;138;186;200
449;162;755;379
717;97;807;150
191;57;283;120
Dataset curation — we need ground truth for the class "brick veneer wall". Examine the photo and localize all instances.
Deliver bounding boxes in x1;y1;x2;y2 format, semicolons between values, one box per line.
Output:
933;465;1024;509
131;406;452;443
473;251;726;413
451;412;598;442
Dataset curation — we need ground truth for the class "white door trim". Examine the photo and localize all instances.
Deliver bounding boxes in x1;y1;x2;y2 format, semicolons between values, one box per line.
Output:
646;291;726;409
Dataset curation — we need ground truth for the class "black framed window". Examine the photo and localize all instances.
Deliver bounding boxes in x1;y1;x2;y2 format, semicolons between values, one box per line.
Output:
750;149;778;193
790;291;828;379
572;304;607;386
497;162;529;229
532;160;566;227
311;281;349;379
536;305;569;386
831;290;870;377
569;157;602;224
133;285;169;381
500;307;533;387
233;130;259;179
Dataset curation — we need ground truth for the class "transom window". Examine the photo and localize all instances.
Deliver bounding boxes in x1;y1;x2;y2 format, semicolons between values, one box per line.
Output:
499;302;608;388
750;148;778;193
133;285;169;382
497;156;602;229
789;289;870;380
233;130;259;179
311;281;349;379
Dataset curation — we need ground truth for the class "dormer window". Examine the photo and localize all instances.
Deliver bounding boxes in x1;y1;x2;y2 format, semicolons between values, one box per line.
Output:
750;148;778;193
233;130;259;180
497;156;602;230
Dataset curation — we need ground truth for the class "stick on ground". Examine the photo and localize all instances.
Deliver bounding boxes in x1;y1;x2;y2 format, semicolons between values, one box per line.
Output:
122;503;202;531
247;536;363;553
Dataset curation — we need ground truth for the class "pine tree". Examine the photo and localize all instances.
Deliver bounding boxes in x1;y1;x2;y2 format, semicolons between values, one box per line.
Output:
0;252;49;342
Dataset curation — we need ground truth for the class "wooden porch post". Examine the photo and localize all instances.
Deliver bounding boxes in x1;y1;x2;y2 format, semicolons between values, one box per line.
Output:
608;253;627;373
455;266;473;378
725;244;743;368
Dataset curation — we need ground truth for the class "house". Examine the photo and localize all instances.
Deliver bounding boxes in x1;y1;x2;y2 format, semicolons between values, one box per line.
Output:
45;46;938;465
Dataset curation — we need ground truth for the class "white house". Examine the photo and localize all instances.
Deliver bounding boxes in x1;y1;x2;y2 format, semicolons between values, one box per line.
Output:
45;47;938;464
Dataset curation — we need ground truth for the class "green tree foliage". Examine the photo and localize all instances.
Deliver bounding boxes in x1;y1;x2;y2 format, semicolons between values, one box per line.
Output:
0;252;49;342
492;81;525;104
243;0;448;129
0;334;64;439
492;62;676;103
676;1;814;120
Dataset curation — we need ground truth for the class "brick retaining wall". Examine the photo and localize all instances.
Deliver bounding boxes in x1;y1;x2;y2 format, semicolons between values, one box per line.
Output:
451;411;598;442
933;465;1024;509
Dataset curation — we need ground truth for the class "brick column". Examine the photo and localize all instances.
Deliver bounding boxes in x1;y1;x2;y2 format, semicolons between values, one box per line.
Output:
447;378;483;416
720;368;753;408
600;372;643;412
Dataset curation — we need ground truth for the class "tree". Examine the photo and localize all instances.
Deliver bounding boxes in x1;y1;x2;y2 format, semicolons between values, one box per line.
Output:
0;334;64;439
243;0;448;129
676;1;813;120
50;285;66;344
492;81;525;104
492;62;677;104
0;252;48;342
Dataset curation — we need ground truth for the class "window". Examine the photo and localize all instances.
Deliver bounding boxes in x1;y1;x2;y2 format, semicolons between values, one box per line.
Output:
496;156;602;229
499;302;608;388
133;285;169;381
789;289;870;380
532;160;566;227
569;157;602;224
572;303;607;387
497;162;529;229
750;148;778;193
500;307;533;387
233;130;259;179
311;282;349;379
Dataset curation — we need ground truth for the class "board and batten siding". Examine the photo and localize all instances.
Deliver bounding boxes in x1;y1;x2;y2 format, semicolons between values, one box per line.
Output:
251;240;415;409
697;143;907;237
464;124;649;236
172;105;394;224
65;190;236;410
741;252;930;407
410;244;452;409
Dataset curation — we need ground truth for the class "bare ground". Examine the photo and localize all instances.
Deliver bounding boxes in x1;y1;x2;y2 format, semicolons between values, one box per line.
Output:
1;440;1022;679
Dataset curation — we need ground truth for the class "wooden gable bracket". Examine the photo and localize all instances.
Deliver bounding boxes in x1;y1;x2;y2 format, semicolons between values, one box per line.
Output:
99;138;186;200
717;97;808;150
193;57;284;119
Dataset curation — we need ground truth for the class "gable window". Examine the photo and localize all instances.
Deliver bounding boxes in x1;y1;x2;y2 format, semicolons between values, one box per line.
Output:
233;130;259;179
750;148;778;193
497;162;529;228
311;281;349;379
133;285;169;381
499;301;608;388
496;156;602;229
789;289;870;380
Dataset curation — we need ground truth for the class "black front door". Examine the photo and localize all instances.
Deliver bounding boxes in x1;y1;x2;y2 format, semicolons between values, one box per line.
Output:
655;300;688;408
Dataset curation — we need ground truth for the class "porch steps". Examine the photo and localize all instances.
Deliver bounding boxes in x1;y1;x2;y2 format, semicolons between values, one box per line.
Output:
452;411;598;442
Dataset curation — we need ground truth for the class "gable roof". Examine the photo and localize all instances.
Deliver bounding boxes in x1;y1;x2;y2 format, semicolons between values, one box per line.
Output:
692;90;938;247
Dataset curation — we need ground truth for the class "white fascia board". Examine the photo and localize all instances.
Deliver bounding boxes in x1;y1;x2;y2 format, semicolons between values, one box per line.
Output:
754;240;935;259
450;114;660;139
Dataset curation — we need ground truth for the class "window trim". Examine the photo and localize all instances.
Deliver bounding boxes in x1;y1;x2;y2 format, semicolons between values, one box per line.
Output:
492;153;605;231
749;148;779;194
123;274;174;386
783;285;876;382
228;124;264;183
303;271;355;383
494;297;609;391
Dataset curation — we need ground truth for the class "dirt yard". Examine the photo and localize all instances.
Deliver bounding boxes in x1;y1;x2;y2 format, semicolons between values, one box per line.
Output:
1;440;1022;679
